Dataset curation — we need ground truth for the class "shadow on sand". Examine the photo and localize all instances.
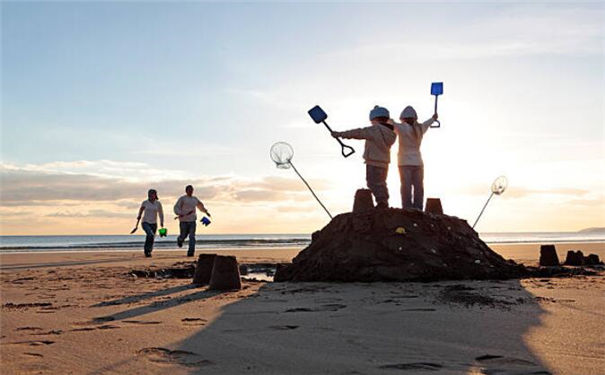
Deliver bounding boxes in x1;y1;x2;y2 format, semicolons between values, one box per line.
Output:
89;284;222;324
163;279;552;375
0;257;139;271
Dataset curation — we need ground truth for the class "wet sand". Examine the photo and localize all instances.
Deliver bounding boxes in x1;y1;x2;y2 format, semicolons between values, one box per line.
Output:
1;242;604;374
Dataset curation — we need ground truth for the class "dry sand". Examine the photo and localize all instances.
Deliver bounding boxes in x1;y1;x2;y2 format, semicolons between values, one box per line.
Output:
1;242;604;374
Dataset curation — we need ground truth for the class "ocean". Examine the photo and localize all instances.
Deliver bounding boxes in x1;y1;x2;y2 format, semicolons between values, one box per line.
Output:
0;232;604;253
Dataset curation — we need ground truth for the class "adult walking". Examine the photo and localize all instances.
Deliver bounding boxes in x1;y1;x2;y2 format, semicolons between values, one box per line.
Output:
174;185;211;257
135;189;164;257
394;106;438;210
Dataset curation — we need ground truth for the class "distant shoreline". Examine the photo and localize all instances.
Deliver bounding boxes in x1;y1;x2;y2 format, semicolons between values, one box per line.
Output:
0;239;604;255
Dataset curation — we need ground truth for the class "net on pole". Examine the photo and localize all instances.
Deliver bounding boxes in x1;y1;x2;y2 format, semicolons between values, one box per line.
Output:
269;142;332;219
270;142;294;169
472;176;508;229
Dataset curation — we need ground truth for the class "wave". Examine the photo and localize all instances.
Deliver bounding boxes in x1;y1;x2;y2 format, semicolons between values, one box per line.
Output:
0;238;310;251
1;232;603;253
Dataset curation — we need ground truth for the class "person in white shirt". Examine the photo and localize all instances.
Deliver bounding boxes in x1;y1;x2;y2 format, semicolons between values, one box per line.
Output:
331;106;397;209
136;189;164;257
393;106;438;210
173;185;211;256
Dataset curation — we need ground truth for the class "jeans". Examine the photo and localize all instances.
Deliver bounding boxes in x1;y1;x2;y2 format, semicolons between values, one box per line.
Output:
142;222;157;254
179;221;197;255
399;166;424;210
366;165;389;206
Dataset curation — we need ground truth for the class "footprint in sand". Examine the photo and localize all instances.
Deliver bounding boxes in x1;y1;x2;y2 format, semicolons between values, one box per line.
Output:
285;304;347;313
313;297;344;304
98;324;120;330
181;318;207;326
138;347;213;367
475;354;536;365
2;302;52;311
34;330;63;335
123;320;162;325
474;354;551;374
269;325;299;330
92;316;116;323
379;362;443;371
71;324;120;332
23;352;44;358
16;327;43;332
71;327;96;332
8;340;55;346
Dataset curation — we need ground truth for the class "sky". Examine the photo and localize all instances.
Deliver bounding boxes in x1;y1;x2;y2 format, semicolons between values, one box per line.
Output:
1;1;604;235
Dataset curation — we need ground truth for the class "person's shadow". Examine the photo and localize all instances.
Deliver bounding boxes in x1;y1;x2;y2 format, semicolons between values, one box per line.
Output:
155;279;551;374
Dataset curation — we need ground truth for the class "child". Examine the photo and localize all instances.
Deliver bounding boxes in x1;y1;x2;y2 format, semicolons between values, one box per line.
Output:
393;105;438;210
135;189;164;257
331;105;396;209
174;185;211;257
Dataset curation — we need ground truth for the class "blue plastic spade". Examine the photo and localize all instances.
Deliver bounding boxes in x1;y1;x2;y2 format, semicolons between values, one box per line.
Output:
430;82;443;128
308;105;355;158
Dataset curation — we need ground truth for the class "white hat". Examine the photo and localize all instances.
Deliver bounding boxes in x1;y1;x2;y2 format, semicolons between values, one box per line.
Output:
401;106;417;119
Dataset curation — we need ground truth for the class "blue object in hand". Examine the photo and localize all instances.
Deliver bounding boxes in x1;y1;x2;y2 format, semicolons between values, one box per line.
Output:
307;105;355;158
430;82;443;128
308;105;328;123
431;82;443;96
201;217;211;226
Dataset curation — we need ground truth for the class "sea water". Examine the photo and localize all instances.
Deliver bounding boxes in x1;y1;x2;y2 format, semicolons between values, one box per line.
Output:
0;232;603;253
0;234;310;253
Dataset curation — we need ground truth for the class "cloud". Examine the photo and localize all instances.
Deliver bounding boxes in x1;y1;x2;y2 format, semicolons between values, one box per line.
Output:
115;199;143;210
233;190;285;202
242;176;328;192
0;210;35;217
1;160;184;181
45;209;132;218
0;161;328;207
224;4;604;121
454;183;593;199
564;197;605;208
0;163;231;204
276;204;316;213
501;187;591;199
0;200;83;207
329;5;603;62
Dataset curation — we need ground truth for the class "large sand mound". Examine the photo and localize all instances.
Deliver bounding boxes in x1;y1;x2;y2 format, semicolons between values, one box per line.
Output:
275;208;526;282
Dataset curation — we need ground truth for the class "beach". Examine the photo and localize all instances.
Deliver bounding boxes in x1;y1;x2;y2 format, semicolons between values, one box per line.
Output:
1;242;604;375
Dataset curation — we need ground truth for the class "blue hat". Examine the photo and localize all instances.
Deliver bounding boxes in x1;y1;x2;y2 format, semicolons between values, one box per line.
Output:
369;105;389;120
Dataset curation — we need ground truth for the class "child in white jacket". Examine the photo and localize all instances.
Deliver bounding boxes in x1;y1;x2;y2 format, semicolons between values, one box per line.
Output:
332;106;397;208
393;106;438;210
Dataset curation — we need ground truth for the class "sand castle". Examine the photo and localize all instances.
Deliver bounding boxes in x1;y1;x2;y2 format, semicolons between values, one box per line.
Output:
275;189;526;282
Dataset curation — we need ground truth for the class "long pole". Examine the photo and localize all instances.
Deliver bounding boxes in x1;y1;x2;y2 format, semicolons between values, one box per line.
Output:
289;162;333;219
472;192;494;229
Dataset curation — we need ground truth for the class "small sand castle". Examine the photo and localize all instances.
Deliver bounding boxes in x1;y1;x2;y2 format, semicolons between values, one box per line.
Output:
275;190;525;282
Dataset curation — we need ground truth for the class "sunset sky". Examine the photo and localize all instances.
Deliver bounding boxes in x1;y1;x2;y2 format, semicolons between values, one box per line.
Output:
1;1;604;235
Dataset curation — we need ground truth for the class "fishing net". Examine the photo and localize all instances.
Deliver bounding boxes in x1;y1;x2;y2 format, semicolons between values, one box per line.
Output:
270;142;293;169
269;141;332;219
491;176;508;195
473;175;509;228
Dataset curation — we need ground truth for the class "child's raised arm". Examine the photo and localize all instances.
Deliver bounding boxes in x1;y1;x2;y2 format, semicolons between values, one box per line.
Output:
420;113;439;133
332;126;374;140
